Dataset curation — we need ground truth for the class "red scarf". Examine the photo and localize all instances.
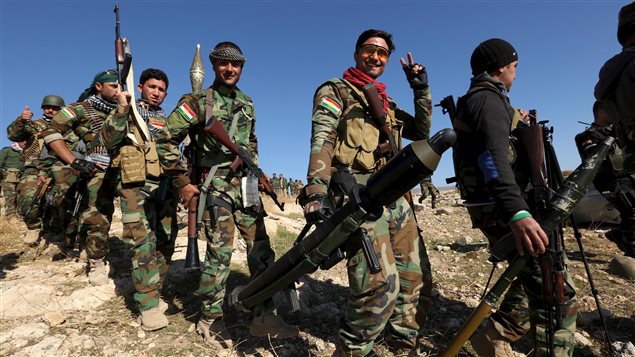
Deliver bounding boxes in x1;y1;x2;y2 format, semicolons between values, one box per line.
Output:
342;67;389;113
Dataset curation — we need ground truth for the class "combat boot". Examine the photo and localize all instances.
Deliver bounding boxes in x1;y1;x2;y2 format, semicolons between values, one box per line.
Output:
333;342;366;357
138;306;168;331
23;228;40;245
249;312;299;338
469;322;515;357
87;258;109;286
196;317;234;349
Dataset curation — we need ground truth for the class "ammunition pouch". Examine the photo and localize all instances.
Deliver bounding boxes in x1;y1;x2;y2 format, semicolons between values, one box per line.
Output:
465;202;507;231
4;168;21;183
334;112;381;171
144;142;162;178
241;172;261;209
119;145;146;184
205;192;233;212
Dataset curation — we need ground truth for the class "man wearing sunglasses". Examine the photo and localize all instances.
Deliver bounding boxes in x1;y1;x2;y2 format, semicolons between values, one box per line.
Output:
303;29;433;356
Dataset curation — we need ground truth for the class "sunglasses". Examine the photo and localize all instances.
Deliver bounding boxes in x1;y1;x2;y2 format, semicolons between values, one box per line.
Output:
357;44;390;61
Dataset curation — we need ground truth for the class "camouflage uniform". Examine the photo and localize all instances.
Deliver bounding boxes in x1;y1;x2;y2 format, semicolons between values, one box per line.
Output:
453;72;577;356
157;82;277;320
306;77;432;355
99;99;178;312
0;144;24;217
595;35;635;257
418;178;439;209
42;98;118;260
7;115;79;239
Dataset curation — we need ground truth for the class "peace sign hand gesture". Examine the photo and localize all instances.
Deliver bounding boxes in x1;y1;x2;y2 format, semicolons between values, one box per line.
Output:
400;52;428;90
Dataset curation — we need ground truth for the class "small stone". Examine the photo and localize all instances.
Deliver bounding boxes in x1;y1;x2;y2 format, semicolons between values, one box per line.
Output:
574;331;593;346
43;311;66;326
608;255;635;281
187;323;196;333
137;330;146;339
455;235;473;245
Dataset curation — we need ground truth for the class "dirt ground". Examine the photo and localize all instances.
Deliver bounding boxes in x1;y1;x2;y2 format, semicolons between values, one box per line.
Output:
0;190;633;356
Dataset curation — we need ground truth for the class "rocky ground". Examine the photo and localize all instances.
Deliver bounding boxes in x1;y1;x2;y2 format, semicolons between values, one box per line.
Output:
1;190;634;357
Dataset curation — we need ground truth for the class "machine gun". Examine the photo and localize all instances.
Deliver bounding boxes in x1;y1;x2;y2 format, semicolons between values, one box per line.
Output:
204;118;284;211
226;128;456;310
441;131;615;357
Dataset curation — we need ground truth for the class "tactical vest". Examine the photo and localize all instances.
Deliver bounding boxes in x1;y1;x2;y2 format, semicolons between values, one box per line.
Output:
183;87;256;169
453;82;523;204
21;118;49;166
321;78;400;172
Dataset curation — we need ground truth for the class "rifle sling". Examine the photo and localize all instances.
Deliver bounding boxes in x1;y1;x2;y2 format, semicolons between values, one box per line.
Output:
196;87;242;224
122;39;152;146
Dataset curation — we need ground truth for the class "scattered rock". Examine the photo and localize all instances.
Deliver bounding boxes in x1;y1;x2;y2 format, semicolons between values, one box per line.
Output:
60;284;117;311
574;331;593;347
455;235;473;245
13;335;65;356
435;208;452;215
612;341;635;356
137;330;146;339
43;311;66;326
1;284;61;318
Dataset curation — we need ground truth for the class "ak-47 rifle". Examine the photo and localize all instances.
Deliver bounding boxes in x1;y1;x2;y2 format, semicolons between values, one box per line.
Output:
204;119;284;211
25;175;53;217
441;135;614;357
515;111;566;355
228;129;456;310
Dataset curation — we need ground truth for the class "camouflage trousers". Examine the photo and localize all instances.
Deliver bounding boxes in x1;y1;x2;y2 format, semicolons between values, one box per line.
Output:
79;167;117;259
118;176;178;312
1;177;19;217
50;163;80;248
17;167;48;230
340;194;428;356
479;222;577;357
198;174;276;319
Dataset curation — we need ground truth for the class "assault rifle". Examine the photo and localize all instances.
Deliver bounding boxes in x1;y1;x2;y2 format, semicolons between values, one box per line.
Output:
441;129;615;356
114;5;132;92
25;175;53;217
435;96;459;185
204;118;284;211
228;129;456;310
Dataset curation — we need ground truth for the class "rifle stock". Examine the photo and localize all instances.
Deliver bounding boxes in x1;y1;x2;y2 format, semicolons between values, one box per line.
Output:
204;119;284;211
362;82;398;157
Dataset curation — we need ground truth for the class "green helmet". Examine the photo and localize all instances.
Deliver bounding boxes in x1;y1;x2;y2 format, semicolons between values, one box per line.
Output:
41;95;65;108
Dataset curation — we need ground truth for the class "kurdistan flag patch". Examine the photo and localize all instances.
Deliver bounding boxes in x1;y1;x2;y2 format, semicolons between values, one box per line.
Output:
61;107;76;119
177;103;196;122
320;97;341;116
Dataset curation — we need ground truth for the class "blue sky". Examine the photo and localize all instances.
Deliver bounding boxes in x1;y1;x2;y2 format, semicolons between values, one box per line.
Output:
0;1;625;186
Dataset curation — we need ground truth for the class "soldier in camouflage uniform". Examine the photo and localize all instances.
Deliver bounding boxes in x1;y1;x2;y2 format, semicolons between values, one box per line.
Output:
99;68;177;330
157;42;298;349
595;2;635;258
303;29;432;356
0;141;25;219
271;173;280;196
42;70;120;285
418;176;439;209
453;39;577;357
7;96;66;246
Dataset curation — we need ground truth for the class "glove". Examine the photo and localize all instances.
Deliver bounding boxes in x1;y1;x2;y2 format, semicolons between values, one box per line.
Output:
403;63;428;90
70;158;100;178
303;194;334;224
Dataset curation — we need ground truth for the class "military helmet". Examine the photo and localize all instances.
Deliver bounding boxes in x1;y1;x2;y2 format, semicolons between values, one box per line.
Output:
41;95;65;108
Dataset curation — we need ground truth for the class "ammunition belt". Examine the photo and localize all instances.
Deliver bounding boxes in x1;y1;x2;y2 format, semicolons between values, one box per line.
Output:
80;102;105;135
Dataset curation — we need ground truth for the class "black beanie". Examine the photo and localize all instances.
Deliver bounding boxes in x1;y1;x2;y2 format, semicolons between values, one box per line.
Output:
470;38;518;76
618;2;635;46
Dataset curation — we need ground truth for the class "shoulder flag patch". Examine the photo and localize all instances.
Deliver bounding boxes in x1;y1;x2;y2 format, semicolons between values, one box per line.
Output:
150;121;165;129
61;107;76;119
177;103;196;122
320;97;342;116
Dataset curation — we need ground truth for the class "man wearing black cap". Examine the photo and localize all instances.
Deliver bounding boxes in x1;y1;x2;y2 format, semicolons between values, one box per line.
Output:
595;1;635;259
452;38;577;356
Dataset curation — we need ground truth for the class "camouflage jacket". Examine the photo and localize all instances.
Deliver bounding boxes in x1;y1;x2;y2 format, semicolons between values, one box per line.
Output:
41;101;111;151
0;146;24;176
157;82;258;190
7;116;79;169
595;46;635;172
306;77;432;197
99;101;167;149
452;73;529;222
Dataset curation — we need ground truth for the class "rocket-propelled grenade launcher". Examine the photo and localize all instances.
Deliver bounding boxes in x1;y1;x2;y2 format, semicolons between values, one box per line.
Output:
229;128;457;310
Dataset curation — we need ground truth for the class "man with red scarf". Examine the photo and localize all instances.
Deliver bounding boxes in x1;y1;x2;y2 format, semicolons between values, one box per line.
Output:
303;29;432;356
